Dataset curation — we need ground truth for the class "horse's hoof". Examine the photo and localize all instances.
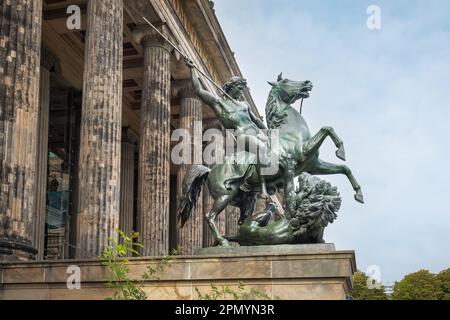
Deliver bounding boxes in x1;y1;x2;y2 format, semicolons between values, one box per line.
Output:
218;238;231;247
336;145;346;161
354;190;364;204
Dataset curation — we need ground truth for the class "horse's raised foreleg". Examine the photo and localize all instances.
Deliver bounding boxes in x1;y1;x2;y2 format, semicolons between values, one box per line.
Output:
206;195;234;246
303;127;346;161
308;159;364;203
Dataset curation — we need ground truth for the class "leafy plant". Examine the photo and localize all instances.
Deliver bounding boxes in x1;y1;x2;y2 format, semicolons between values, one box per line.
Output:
99;229;176;300
195;281;274;300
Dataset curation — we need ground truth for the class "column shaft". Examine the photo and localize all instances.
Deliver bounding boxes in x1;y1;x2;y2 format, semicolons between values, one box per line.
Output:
136;27;172;256
33;66;50;260
177;92;203;255
119;130;136;238
76;0;123;258
0;0;42;261
225;207;240;237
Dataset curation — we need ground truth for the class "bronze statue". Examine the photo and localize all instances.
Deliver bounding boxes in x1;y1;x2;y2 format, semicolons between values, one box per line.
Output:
140;17;362;247
178;67;364;247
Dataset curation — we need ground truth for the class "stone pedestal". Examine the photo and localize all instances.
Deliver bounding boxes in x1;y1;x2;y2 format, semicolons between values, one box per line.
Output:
196;243;337;255
0;244;356;300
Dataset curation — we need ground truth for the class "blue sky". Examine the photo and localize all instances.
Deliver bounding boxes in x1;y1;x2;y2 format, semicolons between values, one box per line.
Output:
214;0;450;283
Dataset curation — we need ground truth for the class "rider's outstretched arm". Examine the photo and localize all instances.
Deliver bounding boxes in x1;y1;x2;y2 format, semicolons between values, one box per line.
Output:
248;106;267;130
188;63;220;108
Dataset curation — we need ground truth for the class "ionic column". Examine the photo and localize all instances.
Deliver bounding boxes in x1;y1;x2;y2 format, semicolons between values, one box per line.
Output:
76;0;123;259
134;25;172;256
119;128;137;239
202;120;226;247
176;81;203;255
0;0;43;262
33;48;59;260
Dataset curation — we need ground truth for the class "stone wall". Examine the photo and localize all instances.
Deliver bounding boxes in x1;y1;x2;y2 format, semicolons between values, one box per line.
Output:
0;245;356;300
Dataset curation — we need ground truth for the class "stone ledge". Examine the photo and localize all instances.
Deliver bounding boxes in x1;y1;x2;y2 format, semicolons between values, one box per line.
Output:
0;246;356;300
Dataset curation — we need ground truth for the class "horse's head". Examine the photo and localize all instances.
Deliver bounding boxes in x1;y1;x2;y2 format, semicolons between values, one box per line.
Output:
268;73;313;105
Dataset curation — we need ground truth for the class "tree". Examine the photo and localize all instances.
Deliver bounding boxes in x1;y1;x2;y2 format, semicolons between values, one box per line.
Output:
392;269;441;300
437;268;450;300
349;271;389;300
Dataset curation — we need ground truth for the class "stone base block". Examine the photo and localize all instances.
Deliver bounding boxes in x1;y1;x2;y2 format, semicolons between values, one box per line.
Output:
196;243;336;256
0;244;356;300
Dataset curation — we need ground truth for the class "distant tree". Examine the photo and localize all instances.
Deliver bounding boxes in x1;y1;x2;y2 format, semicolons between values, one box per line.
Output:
349;271;389;300
437;268;450;300
392;269;441;300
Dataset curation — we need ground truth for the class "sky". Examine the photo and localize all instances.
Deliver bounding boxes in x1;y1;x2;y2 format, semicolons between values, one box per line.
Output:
213;0;450;283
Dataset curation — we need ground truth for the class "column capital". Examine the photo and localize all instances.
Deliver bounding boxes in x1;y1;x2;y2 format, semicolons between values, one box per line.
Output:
173;79;198;100
133;23;174;52
41;46;60;73
121;127;138;145
203;118;224;132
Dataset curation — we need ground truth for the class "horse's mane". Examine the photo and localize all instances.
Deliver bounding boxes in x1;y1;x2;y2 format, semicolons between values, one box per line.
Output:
265;86;288;129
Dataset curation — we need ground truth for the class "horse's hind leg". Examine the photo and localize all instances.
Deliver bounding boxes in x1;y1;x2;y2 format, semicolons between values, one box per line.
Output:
206;195;234;247
303;127;346;161
308;159;364;203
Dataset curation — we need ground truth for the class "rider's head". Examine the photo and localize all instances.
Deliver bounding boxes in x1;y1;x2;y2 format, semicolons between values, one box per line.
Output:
223;76;247;99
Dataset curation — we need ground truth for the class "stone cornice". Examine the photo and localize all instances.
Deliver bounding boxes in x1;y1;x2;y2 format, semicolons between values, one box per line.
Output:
168;0;220;84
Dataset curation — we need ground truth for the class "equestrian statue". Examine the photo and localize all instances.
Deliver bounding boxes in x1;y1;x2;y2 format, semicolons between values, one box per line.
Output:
140;17;363;247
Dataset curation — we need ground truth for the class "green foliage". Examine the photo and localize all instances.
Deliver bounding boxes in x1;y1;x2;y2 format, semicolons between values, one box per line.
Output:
392;269;442;300
99;229;176;300
195;281;274;300
437;268;450;300
349;271;389;300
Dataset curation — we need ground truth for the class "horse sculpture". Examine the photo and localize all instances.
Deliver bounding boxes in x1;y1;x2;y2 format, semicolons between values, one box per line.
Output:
178;73;364;247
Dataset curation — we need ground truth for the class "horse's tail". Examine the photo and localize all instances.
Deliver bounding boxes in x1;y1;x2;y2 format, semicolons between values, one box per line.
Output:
178;165;210;228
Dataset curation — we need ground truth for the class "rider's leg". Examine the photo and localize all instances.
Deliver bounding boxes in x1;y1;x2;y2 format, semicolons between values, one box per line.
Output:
308;158;364;203
303;127;346;161
237;134;270;198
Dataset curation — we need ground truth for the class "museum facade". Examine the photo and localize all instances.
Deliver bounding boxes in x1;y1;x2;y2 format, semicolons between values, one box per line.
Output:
0;0;267;262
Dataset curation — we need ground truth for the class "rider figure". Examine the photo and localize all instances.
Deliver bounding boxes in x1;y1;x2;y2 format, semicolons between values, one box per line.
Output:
185;59;270;198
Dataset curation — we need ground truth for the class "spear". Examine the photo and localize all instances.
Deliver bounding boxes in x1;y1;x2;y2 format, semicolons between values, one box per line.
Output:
142;17;281;207
142;17;234;100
